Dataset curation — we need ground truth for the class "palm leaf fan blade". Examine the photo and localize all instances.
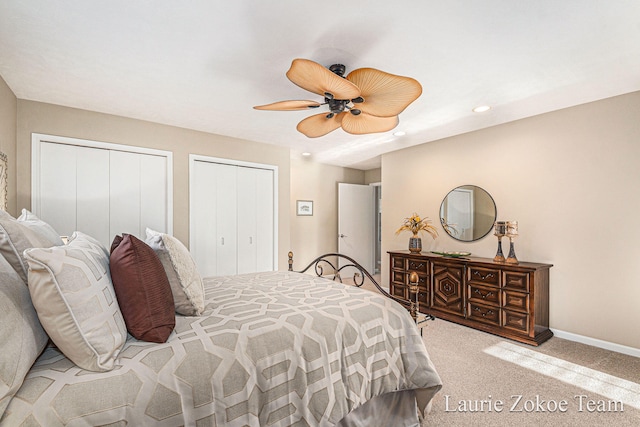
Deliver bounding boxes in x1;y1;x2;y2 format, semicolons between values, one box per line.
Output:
253;100;321;111
297;112;344;138
341;112;399;135
346;68;422;117
287;59;361;100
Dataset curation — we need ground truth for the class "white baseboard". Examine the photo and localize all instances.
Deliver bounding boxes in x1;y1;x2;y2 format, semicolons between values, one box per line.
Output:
551;328;640;358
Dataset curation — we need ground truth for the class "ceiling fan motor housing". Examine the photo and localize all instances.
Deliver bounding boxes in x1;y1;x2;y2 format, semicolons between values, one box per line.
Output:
329;63;346;77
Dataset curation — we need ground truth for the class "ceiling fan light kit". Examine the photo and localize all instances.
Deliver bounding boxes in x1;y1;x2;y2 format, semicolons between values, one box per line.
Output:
254;58;422;138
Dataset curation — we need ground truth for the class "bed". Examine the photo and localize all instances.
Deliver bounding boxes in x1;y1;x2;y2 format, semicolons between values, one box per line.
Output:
1;210;442;426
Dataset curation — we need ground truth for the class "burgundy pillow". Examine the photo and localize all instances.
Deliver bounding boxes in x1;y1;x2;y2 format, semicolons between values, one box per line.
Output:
110;234;175;342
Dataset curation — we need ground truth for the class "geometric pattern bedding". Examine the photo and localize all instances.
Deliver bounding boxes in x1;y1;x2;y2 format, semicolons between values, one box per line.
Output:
2;271;442;426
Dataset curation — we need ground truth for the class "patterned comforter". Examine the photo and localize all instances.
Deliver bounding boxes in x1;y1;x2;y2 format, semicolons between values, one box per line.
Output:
3;271;442;426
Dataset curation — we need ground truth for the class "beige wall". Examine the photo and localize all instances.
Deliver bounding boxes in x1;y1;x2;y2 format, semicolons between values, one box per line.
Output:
16;100;292;270
290;156;365;268
382;91;640;349
0;75;17;215
364;168;381;184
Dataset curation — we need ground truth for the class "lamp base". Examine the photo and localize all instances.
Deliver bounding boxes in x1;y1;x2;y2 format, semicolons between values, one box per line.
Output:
493;238;505;263
506;239;518;265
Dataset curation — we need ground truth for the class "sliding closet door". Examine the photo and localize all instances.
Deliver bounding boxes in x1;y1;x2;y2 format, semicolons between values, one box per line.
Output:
191;161;218;277
32;134;172;249
190;155;277;277
76;146;110;245
214;164;238;276
38;142;78;237
109;150;167;239
191;160;238;277
237;166;274;274
37;143;110;243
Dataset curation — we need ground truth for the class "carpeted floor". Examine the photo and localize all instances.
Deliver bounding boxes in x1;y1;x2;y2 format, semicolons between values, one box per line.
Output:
354;276;640;426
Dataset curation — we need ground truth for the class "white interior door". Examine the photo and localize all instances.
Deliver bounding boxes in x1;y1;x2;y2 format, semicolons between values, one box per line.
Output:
338;183;375;274
446;188;474;240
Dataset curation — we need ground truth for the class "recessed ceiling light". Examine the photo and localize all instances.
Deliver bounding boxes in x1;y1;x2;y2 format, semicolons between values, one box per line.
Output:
473;105;491;113
301;152;312;157
393;131;406;136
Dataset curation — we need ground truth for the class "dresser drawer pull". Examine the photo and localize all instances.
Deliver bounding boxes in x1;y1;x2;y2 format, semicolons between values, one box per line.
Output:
473;288;494;299
473;306;494;317
473;270;496;280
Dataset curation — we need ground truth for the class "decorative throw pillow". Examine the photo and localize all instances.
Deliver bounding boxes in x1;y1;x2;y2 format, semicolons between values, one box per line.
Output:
110;234;175;343
0;210;64;283
23;231;126;372
0;256;49;417
17;209;65;246
145;228;205;316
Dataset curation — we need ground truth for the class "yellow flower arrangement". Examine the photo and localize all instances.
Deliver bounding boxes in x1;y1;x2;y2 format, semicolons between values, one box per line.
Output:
396;212;438;239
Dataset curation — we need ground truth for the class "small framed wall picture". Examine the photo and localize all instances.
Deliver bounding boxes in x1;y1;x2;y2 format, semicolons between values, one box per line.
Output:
296;200;313;216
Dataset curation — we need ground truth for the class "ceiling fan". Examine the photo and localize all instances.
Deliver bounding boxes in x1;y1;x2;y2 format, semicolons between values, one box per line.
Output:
254;58;422;138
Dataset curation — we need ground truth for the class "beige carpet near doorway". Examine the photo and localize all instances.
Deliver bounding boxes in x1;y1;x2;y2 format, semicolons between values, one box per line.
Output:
355;276;640;426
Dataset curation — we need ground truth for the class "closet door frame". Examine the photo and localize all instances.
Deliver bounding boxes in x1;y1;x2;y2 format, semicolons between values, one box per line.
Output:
188;154;279;272
31;133;174;235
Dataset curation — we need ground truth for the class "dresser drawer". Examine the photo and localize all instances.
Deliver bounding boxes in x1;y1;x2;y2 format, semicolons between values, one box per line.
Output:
468;266;500;287
502;310;530;334
407;258;429;275
467;302;500;326
391;270;405;285
468;284;500;307
503;271;530;292
503;290;529;313
391;255;406;270
390;283;408;300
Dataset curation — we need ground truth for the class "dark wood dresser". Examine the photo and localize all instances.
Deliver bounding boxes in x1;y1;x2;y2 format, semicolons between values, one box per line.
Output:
389;250;553;346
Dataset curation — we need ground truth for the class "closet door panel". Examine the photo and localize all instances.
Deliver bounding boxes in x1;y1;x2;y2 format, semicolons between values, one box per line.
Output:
140;154;168;236
76;146;110;246
255;168;274;272
237;167;257;274
110;151;141;239
215;164;238;276
38;143;77;238
191;161;218;277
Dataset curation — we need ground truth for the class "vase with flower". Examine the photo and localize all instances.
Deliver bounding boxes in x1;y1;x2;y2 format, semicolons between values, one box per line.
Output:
396;212;438;253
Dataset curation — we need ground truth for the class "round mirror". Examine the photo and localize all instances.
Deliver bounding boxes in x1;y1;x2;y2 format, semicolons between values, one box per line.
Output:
439;185;496;242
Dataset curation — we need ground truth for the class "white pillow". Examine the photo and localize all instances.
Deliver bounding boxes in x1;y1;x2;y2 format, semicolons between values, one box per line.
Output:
0;210;63;283
145;228;205;316
24;231;127;372
0;255;49;417
17;209;64;246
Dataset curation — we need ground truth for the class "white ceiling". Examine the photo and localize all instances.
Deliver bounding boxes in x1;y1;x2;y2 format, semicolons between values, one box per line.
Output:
1;1;639;170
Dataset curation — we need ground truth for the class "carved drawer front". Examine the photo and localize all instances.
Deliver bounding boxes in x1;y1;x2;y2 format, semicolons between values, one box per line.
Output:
467;302;500;326
391;270;405;285
468;266;500;287
432;263;465;316
416;290;429;310
503;290;529;313
503;271;530;292
468;284;500;307
407;259;429;275
391;283;407;299
502;310;530;334
391;255;406;270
